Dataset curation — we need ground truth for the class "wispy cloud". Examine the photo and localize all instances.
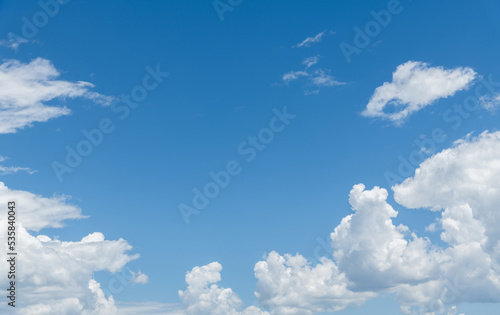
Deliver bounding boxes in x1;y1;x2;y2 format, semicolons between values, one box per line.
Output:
117;302;184;315
311;69;344;87
282;70;309;83
480;92;500;111
0;34;32;50
0;57;114;134
303;55;319;68
294;30;326;48
0;155;36;175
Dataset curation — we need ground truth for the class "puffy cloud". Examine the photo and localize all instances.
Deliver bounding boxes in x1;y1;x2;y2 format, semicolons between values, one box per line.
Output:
254;251;375;315
250;131;500;314
362;61;476;124
294;31;326;48
391;130;500;312
0;182;142;314
393;131;500;249
331;184;439;291
179;262;269;315
0;57;113;134
173;130;500;314
130;270;149;284
0;226;138;314
0;181;86;231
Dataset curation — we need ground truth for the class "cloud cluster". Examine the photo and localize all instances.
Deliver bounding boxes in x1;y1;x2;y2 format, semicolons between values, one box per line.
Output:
282;65;344;92
254;252;375;314
174;130;500;315
0;57;112;134
179;262;268;315
0;182;145;314
362;61;476;124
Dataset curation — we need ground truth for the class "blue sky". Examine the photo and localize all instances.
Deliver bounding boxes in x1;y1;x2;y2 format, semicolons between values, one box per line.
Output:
0;0;500;314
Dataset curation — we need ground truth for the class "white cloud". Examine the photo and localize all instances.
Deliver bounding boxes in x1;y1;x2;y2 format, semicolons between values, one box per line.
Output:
0;181;86;231
254;252;375;315
179;262;269;315
302;56;319;68
0;33;32;50
249;131;500;314
0;57;113;134
362;61;476;124
117;302;185;315
311;69;344;87
0;182;143;314
390;130;500;312
282;70;309;83
282;69;344;94
171;130;500;314
0;155;35;175
130;269;149;284
0;227;139;314
294;31;326;48
331;184;439;291
479;92;500;111
393;131;500;248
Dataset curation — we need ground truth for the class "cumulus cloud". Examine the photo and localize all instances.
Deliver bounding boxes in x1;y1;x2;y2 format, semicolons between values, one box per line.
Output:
229;131;500;314
0;182;143;314
389;131;500;313
130;269;149;284
362;61;476;124
179;262;268;315
393;131;500;249
254;251;375;314
331;184;439;291
168;130;500;314
0;57;113;134
294;31;326;48
0;227;139;314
